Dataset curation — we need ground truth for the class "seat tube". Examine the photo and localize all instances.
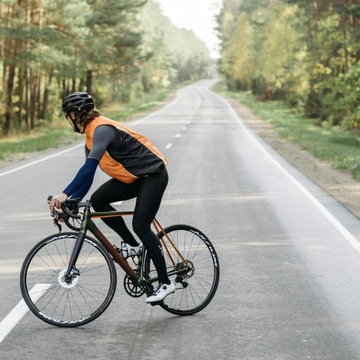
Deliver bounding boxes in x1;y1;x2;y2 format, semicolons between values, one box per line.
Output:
91;226;137;280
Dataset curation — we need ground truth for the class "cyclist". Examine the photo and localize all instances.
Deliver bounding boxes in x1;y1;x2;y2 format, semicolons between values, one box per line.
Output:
49;92;175;303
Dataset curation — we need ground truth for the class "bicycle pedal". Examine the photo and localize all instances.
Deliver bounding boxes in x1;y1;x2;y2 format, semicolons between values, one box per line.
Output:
149;300;163;307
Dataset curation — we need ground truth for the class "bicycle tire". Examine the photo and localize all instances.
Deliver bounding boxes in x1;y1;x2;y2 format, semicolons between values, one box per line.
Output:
20;232;117;327
145;224;220;315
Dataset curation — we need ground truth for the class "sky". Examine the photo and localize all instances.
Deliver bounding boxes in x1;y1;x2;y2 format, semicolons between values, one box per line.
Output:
154;0;223;59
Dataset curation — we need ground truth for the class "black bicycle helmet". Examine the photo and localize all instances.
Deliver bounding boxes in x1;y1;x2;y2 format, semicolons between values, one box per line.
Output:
62;92;94;115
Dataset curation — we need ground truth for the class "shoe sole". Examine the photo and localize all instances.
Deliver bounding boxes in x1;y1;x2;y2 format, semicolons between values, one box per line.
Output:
146;289;175;304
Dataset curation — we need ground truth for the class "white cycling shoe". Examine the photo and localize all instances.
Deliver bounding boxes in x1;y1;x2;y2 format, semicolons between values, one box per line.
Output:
118;242;142;259
146;281;175;303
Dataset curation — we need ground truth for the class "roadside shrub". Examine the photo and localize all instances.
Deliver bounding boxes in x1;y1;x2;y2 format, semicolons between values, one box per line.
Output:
313;64;360;128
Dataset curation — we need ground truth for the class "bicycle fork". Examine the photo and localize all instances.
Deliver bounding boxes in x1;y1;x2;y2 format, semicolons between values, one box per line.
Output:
64;204;139;286
63;227;87;284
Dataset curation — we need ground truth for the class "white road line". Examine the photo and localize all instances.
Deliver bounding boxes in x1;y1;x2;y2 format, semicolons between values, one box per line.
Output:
175;133;181;138
215;91;360;254
0;89;184;342
0;93;180;179
0;284;51;344
0;144;83;178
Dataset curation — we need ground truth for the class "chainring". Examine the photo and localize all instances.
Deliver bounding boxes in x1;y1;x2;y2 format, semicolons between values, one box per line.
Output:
123;274;145;298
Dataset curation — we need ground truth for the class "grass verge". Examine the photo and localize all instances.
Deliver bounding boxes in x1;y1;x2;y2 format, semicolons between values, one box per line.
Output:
0;89;170;164
213;82;360;181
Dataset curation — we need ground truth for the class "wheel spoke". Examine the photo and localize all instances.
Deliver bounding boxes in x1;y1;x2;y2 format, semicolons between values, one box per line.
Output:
146;225;220;315
20;233;117;327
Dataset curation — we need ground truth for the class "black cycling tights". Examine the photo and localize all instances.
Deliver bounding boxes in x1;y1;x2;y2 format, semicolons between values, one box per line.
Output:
90;167;169;284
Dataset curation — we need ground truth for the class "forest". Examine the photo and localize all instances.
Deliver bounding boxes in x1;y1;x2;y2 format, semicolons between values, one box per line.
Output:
0;0;212;135
218;0;360;130
4;0;360;139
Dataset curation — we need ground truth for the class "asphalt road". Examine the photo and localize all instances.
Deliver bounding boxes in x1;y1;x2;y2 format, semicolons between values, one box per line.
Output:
2;79;360;359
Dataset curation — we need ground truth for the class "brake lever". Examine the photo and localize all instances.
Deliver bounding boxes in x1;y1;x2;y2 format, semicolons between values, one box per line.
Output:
47;195;82;231
51;209;63;233
47;196;61;232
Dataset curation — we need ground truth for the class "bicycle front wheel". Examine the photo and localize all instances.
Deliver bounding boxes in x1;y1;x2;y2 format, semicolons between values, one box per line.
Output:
146;224;220;315
20;232;117;327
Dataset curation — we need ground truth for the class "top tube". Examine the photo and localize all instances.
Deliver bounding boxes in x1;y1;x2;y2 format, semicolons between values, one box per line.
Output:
90;210;135;219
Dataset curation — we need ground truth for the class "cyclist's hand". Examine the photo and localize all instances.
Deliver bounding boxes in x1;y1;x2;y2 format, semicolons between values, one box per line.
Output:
49;193;68;213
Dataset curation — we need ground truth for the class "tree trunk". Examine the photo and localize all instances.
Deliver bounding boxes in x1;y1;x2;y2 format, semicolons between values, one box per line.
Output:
18;67;24;129
86;69;92;94
30;74;39;129
41;70;53;119
3;64;15;135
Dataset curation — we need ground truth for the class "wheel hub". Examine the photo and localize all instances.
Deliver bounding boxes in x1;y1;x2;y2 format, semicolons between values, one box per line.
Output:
176;260;195;279
58;269;79;289
184;260;195;279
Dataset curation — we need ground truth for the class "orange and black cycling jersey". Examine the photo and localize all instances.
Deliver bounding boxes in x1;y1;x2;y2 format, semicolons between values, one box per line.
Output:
63;116;167;199
85;116;167;183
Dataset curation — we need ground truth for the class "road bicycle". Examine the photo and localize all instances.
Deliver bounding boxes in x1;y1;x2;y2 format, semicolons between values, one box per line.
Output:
20;198;220;327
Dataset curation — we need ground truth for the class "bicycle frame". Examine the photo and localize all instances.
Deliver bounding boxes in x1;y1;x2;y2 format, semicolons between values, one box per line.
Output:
21;198;220;326
64;200;187;286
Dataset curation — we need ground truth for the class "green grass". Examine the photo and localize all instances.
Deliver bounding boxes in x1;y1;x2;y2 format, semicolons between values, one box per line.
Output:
0;89;170;164
0;128;78;162
104;90;169;121
6;82;360;182
213;82;360;181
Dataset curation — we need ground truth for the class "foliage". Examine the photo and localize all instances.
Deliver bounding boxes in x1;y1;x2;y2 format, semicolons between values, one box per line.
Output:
217;0;360;129
220;11;255;91
219;0;305;102
315;63;360;128
140;0;212;89
0;0;212;136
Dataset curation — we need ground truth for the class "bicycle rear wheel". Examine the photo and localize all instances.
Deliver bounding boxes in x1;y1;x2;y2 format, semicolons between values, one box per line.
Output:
20;232;117;327
145;224;220;315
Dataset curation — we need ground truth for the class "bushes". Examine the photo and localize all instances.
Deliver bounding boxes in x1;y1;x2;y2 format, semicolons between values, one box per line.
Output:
311;64;360;128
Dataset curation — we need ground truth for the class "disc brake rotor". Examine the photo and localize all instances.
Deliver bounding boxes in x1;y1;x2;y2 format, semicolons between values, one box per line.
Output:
58;269;79;289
